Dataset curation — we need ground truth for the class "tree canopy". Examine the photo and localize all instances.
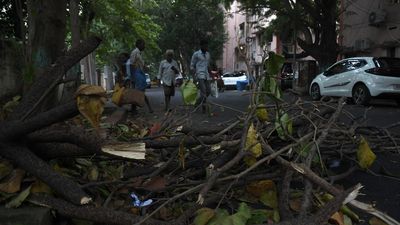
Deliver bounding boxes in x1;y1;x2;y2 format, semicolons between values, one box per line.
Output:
151;0;227;73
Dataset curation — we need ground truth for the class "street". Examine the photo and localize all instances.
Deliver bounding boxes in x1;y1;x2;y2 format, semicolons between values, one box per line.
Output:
144;86;400;222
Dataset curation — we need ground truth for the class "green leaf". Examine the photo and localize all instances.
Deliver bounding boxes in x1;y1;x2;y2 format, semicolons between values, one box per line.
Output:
207;209;230;225
259;190;278;209
344;215;353;225
194;208;215;225
274;112;292;140
5;185;31;208
207;203;251;225
265;52;285;76
231;202;252;222
247;209;268;224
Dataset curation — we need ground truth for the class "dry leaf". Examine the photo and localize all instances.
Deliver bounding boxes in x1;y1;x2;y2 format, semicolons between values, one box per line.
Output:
244;123;262;166
77;95;105;129
75;85;106;129
149;122;162;136
329;212;345;225
369;217;389;225
357;136;376;169
289;198;302;212
157;207;174;220
142;176;167;192
75;84;106;97
0;169;25;193
111;83;125;106
246;180;276;198
87;166;99;181
256;104;269;122
31;179;52;194
0;160;13;180
102;143;146;160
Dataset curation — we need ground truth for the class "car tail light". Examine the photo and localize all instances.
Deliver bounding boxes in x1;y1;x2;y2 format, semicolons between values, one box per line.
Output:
365;68;400;77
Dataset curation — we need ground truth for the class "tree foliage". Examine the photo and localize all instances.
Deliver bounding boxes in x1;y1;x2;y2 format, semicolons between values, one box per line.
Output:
0;0;26;40
150;0;227;73
86;0;161;66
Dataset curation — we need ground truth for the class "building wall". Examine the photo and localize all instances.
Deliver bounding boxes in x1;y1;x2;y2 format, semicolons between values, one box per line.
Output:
222;1;247;73
341;0;400;57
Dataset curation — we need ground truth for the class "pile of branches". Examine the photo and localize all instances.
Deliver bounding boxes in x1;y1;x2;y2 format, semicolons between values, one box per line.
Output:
0;36;399;225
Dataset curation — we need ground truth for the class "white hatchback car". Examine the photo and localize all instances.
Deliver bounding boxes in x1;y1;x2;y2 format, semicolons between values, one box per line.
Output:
310;57;400;105
221;72;247;88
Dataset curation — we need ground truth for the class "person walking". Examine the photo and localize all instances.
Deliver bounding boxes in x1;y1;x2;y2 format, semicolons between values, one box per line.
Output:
190;39;211;113
157;49;180;112
130;38;153;114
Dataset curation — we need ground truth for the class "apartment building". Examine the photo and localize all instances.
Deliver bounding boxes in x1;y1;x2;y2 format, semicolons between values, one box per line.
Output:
340;0;400;57
222;1;267;77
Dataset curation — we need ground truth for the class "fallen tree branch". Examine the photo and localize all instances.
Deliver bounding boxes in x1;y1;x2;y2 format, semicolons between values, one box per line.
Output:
10;36;102;120
0;144;91;205
259;136;400;225
29;194;169;225
0;101;78;141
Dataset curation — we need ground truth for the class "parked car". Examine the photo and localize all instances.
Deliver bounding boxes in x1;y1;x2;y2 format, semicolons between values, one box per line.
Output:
309;57;400;105
221;71;247;89
145;73;151;88
279;62;294;89
210;70;225;91
175;74;183;87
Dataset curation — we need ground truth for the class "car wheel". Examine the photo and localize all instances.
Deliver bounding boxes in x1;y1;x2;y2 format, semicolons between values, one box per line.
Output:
352;84;371;105
310;83;321;100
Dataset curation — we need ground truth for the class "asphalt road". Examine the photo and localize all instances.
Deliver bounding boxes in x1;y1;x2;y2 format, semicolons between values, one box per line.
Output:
142;86;400;223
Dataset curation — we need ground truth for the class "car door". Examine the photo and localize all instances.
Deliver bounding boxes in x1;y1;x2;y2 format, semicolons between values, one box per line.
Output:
222;73;235;86
321;60;349;96
337;59;368;96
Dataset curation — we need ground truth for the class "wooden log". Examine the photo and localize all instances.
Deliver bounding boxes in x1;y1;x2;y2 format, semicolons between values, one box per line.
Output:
29;143;98;159
0;102;78;141
27;126;101;152
0;144;91;205
29;194;169;225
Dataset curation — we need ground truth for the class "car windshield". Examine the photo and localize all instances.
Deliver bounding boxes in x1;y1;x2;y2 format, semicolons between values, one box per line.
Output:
374;58;400;69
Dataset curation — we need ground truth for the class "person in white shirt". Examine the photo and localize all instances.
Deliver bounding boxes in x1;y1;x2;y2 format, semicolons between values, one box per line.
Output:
129;39;153;114
158;49;180;112
190;40;211;113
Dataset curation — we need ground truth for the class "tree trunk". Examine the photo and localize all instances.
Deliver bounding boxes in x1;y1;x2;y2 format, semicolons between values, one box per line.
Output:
27;0;67;108
27;0;67;72
296;0;339;72
60;0;82;104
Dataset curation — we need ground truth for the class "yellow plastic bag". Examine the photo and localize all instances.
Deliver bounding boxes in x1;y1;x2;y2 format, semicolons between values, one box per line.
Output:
112;83;125;106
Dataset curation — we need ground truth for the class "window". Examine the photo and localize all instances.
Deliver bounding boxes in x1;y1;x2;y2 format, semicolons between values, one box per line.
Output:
347;59;367;71
387;47;396;57
239;23;245;38
374;58;400;69
325;61;347;76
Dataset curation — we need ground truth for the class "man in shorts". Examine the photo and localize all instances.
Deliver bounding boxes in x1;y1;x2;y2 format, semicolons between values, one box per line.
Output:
158;49;180;112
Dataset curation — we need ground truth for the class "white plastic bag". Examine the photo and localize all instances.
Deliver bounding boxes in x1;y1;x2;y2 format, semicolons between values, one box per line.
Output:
210;80;218;98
